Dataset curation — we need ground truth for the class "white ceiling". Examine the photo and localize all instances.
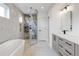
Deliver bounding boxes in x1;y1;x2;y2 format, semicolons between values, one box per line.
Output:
14;3;54;14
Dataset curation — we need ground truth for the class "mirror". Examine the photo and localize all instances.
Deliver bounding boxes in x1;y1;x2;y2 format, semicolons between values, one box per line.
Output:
60;7;72;33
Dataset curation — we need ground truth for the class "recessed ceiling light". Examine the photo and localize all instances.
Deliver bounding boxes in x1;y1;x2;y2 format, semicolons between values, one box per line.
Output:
41;6;44;9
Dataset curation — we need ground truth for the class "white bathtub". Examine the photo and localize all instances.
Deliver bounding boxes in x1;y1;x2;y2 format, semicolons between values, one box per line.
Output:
0;39;25;56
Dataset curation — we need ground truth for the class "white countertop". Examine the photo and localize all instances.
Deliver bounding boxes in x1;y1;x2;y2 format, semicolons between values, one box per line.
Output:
53;33;79;45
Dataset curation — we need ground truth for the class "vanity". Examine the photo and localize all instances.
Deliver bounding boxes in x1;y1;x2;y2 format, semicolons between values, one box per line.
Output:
52;33;79;56
50;4;79;56
51;4;79;56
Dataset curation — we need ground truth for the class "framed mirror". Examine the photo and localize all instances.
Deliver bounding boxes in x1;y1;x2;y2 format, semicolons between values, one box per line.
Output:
60;5;72;33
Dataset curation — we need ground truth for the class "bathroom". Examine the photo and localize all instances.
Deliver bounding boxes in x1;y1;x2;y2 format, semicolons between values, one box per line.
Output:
0;2;79;56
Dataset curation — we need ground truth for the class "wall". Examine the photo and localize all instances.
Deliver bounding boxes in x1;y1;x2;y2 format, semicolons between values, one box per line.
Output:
0;3;24;44
71;4;79;34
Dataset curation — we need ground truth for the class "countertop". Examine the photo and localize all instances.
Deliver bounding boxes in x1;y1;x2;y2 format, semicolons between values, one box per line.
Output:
53;33;79;45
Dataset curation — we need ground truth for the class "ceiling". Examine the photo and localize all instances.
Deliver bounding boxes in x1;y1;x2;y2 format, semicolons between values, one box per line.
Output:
14;3;54;15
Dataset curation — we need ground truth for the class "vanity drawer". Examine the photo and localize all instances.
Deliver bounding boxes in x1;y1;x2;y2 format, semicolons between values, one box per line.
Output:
58;45;67;56
64;39;74;51
64;49;74;56
58;50;63;56
64;46;74;55
58;38;64;45
58;37;64;42
58;43;74;56
58;37;74;51
58;37;74;56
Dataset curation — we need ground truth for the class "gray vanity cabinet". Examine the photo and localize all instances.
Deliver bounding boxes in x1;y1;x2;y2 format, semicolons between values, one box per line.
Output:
75;44;79;56
52;34;75;56
58;37;75;56
52;35;58;54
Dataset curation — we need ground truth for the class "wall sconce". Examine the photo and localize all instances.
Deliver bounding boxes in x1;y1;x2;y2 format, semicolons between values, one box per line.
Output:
60;5;72;14
63;8;67;13
67;5;72;11
19;15;23;32
19;17;23;23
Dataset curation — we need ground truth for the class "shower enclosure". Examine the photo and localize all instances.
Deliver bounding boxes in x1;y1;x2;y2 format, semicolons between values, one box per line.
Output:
24;10;38;45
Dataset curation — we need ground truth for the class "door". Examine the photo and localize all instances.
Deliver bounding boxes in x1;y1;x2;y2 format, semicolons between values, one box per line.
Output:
37;14;48;42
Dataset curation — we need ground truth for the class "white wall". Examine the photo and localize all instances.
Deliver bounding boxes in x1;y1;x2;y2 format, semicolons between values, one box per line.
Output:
71;4;79;34
48;3;79;48
37;12;48;41
0;4;24;44
48;4;63;47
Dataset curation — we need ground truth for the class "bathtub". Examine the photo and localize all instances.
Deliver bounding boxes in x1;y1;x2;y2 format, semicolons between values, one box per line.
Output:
0;39;25;56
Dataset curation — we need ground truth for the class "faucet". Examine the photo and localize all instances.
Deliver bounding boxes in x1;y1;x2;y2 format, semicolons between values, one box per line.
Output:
62;30;68;34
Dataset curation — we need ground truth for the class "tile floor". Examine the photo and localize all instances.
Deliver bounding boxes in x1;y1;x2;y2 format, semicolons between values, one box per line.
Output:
24;40;58;56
